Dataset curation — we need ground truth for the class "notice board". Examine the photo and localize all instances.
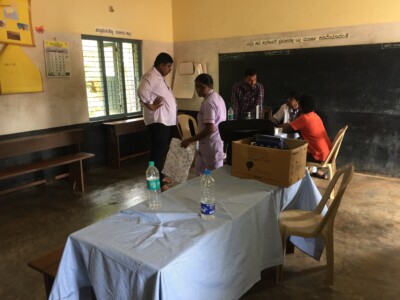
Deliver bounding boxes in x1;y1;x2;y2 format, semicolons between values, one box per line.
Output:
0;0;34;46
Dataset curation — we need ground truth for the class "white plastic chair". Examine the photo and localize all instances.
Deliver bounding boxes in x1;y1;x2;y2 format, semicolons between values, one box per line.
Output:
276;163;355;285
177;114;198;140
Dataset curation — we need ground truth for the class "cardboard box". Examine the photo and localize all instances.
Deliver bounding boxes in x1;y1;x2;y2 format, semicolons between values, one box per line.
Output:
231;137;308;187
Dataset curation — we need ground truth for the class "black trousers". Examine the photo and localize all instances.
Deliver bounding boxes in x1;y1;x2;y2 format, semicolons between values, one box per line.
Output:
147;123;173;186
307;152;322;163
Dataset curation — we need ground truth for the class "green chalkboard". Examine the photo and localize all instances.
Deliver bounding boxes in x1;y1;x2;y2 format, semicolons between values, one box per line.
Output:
219;43;400;177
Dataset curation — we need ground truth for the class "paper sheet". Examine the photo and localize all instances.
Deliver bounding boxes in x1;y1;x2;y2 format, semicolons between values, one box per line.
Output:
179;61;194;75
0;45;43;94
173;62;204;99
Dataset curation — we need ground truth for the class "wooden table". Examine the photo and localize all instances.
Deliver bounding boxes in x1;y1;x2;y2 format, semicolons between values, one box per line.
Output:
104;118;148;169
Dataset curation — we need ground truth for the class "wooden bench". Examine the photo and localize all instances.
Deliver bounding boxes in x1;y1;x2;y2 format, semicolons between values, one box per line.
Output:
28;245;64;298
0;129;94;195
104;118;148;169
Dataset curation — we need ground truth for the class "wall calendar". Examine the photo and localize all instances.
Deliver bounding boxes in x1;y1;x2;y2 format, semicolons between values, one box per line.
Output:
44;40;71;77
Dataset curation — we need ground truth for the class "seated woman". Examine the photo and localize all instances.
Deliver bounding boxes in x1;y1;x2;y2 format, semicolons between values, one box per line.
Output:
181;74;227;175
283;94;332;179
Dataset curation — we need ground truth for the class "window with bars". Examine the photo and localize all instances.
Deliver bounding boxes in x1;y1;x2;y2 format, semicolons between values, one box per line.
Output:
81;35;142;120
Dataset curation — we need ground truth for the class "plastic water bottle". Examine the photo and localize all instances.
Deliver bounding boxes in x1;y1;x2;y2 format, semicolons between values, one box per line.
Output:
200;169;215;220
146;161;161;209
228;107;234;120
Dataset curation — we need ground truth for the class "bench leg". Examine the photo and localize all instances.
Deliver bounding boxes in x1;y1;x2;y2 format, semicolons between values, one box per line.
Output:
69;160;85;192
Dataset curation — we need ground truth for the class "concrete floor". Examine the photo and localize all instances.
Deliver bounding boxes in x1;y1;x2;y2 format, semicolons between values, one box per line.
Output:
0;157;399;300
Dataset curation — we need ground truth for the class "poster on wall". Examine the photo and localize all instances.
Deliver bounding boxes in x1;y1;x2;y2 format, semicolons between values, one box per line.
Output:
0;44;43;94
44;40;71;77
0;0;34;46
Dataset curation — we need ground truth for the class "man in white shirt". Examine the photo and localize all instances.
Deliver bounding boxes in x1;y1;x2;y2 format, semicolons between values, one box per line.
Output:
272;91;300;126
138;53;177;190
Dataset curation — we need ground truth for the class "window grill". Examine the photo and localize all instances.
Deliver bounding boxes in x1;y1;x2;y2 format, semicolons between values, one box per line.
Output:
82;36;142;120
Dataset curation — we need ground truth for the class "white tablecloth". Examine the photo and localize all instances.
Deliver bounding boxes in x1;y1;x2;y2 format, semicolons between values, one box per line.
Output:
50;166;321;300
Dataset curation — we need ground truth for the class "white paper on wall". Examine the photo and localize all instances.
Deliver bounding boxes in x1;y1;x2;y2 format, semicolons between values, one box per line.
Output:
173;62;204;99
179;62;194;75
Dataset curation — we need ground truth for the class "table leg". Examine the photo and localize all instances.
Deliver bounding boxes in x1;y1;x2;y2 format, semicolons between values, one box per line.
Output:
106;127;120;169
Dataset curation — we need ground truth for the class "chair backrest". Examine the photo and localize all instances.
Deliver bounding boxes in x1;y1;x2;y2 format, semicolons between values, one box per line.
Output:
177;114;198;140
323;125;348;164
314;163;355;234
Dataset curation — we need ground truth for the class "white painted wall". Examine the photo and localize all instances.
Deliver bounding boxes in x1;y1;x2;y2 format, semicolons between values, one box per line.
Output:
174;22;400;111
0;34;172;135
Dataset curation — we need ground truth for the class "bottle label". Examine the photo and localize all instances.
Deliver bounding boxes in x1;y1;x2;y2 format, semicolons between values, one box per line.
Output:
147;179;160;191
201;202;215;216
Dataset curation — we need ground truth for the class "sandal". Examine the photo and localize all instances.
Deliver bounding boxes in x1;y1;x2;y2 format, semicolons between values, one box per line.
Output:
311;170;329;180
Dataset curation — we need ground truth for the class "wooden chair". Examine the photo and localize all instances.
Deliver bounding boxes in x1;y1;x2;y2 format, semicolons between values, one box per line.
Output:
307;125;348;180
276;163;355;285
177;114;198;139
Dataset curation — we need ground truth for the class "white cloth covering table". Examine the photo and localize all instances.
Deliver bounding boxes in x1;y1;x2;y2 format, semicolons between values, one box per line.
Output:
49;166;321;300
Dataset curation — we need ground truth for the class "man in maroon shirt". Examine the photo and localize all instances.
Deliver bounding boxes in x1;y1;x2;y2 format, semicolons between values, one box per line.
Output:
231;68;264;120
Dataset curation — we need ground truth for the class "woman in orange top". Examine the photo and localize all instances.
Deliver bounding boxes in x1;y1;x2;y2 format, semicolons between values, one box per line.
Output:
283;94;332;178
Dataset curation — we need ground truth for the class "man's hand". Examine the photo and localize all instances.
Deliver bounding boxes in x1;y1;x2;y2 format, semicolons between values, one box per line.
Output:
282;122;294;133
142;96;164;111
153;96;164;109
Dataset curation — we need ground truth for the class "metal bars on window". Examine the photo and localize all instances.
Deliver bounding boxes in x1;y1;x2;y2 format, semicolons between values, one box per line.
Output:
82;35;142;120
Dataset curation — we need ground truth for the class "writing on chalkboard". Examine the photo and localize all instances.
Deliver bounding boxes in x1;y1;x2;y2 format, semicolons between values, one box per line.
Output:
381;43;400;50
220;50;291;61
264;50;291;56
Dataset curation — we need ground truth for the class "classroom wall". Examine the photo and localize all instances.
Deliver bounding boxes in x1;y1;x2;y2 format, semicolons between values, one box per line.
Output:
0;0;173;136
3;0;399;133
172;0;400;110
33;0;173;42
1;0;399;177
170;1;400;177
171;0;400;42
174;22;400;111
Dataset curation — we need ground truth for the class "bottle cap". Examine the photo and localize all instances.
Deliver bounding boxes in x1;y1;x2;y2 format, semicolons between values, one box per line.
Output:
203;169;211;175
149;161;155;166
